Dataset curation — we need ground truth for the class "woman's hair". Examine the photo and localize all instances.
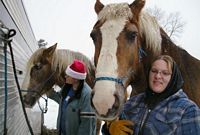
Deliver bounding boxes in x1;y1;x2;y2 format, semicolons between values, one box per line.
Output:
61;80;84;99
75;80;84;99
151;55;174;71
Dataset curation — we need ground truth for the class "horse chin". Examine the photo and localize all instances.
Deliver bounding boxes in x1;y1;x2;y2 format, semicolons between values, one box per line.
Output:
94;101;122;121
24;103;34;108
23;96;37;108
95;111;119;121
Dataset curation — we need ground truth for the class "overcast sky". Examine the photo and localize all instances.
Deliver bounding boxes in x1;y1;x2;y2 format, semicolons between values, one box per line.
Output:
23;0;200;59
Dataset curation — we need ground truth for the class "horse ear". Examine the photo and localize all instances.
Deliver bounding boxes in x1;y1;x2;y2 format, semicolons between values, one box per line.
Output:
130;0;145;19
43;43;57;62
95;0;104;14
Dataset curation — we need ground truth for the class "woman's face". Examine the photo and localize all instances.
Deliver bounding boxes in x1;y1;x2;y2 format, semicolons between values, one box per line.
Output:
149;59;172;93
65;75;75;84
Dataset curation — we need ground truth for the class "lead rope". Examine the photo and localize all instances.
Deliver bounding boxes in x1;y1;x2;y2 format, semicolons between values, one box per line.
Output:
0;22;34;135
20;89;49;113
8;31;34;135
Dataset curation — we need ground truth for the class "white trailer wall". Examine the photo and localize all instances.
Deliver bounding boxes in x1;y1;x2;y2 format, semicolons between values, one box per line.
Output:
0;0;40;134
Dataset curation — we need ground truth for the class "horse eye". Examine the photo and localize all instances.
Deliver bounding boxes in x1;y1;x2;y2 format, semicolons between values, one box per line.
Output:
34;63;42;70
30;63;42;77
126;31;138;42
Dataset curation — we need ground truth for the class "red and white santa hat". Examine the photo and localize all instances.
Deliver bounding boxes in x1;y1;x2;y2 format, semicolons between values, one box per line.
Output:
65;59;87;80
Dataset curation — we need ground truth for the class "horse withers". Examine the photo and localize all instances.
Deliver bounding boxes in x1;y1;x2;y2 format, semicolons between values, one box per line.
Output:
90;0;200;121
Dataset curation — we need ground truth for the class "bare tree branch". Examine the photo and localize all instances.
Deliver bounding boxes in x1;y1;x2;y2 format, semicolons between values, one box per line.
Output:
146;6;186;42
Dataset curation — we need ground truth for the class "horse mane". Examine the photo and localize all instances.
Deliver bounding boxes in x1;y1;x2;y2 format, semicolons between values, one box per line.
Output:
139;11;162;54
51;49;95;76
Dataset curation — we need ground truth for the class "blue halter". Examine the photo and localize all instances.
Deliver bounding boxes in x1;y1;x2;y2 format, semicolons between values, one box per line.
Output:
95;77;125;88
139;47;147;62
94;48;146;88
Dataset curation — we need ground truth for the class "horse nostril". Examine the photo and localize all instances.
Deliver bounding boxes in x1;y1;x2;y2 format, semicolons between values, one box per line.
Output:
113;93;120;110
105;94;120;118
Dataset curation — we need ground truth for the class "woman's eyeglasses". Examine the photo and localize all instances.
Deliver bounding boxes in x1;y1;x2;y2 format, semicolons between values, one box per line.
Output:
150;68;172;77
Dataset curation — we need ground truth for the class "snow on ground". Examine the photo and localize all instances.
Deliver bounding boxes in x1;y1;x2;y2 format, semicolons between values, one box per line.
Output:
43;99;59;129
32;98;58;129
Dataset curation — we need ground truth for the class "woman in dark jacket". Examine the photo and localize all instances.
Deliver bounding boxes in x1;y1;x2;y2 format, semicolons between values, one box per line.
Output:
103;55;200;135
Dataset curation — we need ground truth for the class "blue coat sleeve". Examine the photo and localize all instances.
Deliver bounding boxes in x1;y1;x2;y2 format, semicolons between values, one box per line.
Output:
77;87;96;135
179;104;200;135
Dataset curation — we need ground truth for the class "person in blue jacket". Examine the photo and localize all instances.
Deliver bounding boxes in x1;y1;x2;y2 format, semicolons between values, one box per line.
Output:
49;59;96;135
103;55;200;135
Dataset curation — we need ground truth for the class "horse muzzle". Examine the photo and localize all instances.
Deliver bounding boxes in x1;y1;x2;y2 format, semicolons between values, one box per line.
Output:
91;79;125;120
23;94;37;108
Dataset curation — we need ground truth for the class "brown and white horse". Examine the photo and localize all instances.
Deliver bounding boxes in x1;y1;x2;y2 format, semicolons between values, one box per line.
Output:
21;44;95;107
90;0;200;121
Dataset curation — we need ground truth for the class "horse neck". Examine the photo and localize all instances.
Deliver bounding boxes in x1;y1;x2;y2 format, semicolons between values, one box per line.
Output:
160;28;200;68
53;71;65;88
130;62;147;96
142;28;200;72
162;31;200;105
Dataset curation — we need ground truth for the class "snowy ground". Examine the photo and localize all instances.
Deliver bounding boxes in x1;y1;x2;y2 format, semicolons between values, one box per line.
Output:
43;99;59;129
32;98;58;129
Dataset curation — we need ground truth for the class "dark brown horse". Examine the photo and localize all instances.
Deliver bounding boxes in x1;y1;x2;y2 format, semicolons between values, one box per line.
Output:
90;0;200;120
21;43;95;107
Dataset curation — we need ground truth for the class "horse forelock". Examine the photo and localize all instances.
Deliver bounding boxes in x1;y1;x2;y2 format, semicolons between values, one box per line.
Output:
139;11;162;53
27;48;44;66
22;48;45;89
98;3;132;21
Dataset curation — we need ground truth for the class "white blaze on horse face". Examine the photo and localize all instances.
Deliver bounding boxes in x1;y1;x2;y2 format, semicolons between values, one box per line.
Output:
93;18;128;115
21;63;32;90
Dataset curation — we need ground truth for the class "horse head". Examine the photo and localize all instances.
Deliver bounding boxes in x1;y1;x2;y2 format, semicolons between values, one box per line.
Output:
22;43;96;108
91;0;146;120
22;44;58;107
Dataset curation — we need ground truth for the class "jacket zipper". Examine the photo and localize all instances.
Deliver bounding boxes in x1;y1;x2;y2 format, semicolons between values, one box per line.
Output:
138;108;151;135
